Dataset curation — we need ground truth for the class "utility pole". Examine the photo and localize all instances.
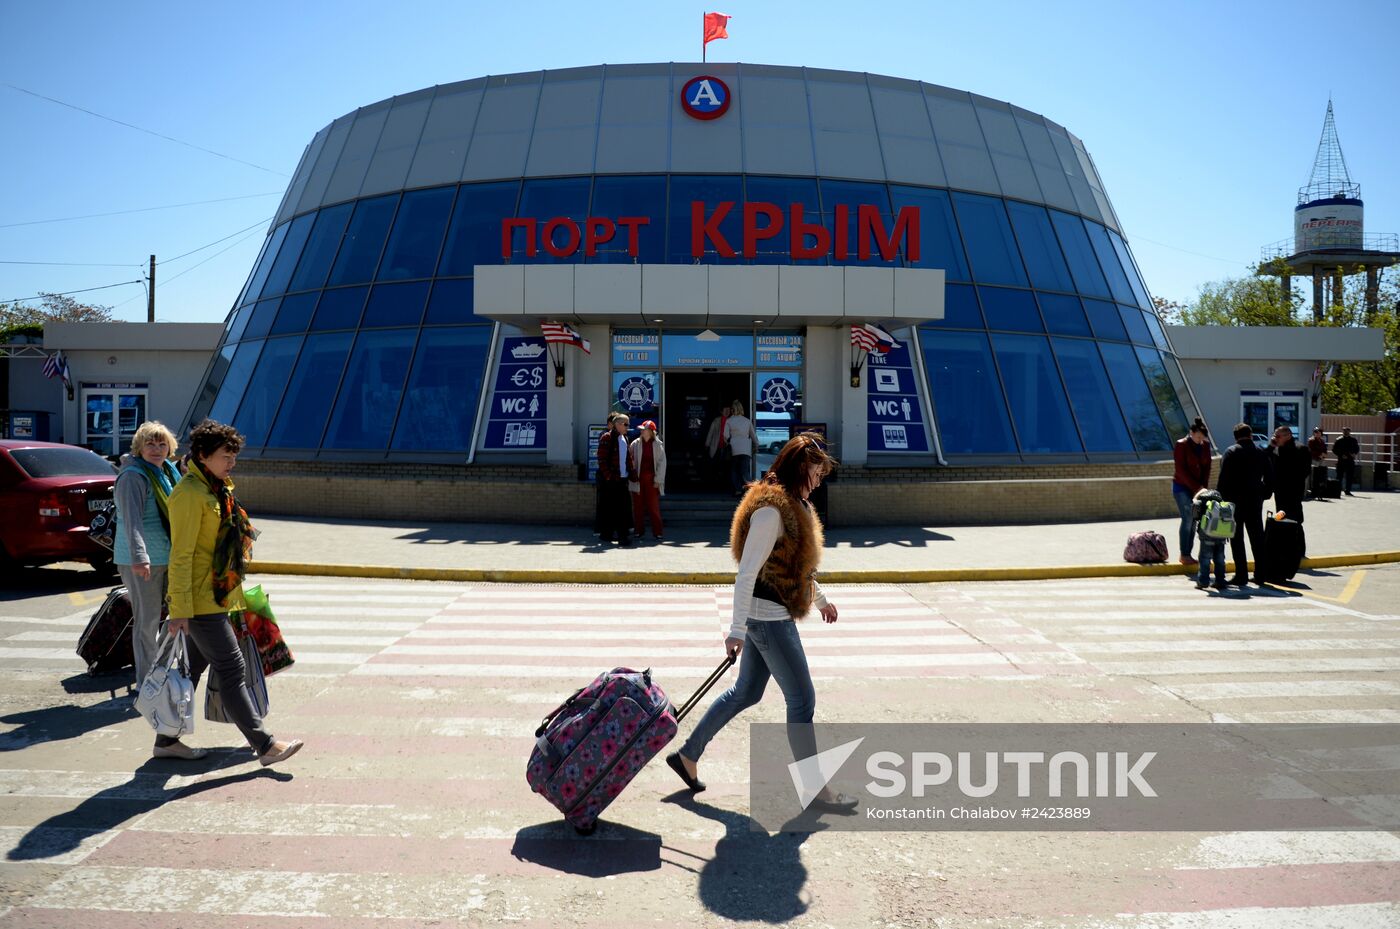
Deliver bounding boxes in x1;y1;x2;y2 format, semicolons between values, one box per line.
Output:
147;254;156;322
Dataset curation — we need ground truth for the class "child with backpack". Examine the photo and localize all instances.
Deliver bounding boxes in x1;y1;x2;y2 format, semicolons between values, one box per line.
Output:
1191;488;1235;591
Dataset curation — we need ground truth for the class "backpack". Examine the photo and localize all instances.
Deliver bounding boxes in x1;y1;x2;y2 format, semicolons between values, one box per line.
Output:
1123;531;1168;564
1199;499;1237;541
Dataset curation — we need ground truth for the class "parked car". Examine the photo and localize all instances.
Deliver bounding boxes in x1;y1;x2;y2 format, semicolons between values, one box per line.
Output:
0;440;117;575
755;425;790;454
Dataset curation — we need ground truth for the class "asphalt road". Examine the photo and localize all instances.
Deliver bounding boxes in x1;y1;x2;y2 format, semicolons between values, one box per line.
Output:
0;563;1396;927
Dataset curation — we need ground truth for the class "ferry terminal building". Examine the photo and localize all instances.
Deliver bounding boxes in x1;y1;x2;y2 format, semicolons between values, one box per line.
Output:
181;63;1209;527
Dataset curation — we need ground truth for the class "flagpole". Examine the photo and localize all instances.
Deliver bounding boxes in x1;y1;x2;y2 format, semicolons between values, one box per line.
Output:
702;11;706;63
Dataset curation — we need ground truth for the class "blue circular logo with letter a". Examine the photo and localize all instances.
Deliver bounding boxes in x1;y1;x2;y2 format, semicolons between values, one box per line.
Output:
681;75;731;120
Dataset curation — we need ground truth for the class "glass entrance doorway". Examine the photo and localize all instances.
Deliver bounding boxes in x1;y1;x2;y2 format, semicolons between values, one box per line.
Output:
82;385;148;457
664;372;749;492
1241;390;1304;441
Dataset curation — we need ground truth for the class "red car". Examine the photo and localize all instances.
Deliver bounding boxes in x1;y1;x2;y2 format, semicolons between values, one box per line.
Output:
0;439;117;575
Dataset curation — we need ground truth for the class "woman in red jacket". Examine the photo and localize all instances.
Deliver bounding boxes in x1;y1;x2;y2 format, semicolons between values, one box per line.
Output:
1172;418;1212;566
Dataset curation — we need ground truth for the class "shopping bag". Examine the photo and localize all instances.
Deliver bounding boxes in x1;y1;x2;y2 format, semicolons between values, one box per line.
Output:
135;630;195;738
238;584;294;677
204;633;270;723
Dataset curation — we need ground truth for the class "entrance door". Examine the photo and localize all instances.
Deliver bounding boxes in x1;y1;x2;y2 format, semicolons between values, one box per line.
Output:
663;372;749;492
82;386;147;457
1241;390;1304;442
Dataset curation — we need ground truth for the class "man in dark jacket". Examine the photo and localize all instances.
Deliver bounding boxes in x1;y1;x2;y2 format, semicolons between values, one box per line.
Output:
1333;427;1361;496
1270;426;1311;525
1217;423;1274;586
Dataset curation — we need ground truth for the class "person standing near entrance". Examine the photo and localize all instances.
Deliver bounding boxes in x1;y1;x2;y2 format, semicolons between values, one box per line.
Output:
628;420;667;541
1218;423;1274;587
723;401;757;497
665;433;857;814
596;413;633;546
1307;427;1328;499
1171;418;1211;566
1334;427;1360;496
1270;426;1310;524
705;406;730;490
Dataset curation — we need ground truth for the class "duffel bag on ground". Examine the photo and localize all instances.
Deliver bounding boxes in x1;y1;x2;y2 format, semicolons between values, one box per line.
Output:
1124;531;1169;564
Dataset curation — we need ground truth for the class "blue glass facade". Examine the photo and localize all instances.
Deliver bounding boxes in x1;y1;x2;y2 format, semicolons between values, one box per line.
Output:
185;65;1198;464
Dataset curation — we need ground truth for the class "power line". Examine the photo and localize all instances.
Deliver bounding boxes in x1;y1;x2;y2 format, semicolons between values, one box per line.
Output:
0;259;138;268
161;217;271;265
160;227;264;287
3;83;290;177
0;192;281;229
1127;233;1252;266
1;280;145;304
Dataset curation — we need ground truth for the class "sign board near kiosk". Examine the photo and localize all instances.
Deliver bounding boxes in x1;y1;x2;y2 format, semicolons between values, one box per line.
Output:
483;337;548;450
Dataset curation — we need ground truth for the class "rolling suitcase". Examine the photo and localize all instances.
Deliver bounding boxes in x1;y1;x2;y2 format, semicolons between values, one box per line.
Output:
1323;478;1342;499
527;655;735;834
76;587;135;675
1260;514;1305;583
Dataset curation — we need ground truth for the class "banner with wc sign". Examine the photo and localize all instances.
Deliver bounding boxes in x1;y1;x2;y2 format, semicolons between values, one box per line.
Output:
483;337;548;450
866;338;929;453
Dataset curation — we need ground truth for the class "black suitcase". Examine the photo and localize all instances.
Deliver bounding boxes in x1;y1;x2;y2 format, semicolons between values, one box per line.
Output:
1322;478;1342;499
76;587;135;675
1260;516;1305;583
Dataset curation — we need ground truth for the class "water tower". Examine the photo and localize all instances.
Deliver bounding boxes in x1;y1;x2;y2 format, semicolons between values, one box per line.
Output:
1259;101;1399;318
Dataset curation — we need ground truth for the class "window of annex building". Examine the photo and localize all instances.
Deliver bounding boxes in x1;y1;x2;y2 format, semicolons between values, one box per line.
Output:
190;173;1197;462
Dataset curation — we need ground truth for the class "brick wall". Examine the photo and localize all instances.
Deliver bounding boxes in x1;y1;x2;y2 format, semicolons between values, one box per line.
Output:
230;457;1195;527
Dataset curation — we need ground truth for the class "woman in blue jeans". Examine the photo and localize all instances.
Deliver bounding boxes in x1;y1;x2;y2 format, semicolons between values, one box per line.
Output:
1171;418;1212;566
666;434;858;814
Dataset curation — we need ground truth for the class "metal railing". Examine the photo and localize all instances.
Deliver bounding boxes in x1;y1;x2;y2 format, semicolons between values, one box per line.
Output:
1261;232;1400;262
1314;431;1397;468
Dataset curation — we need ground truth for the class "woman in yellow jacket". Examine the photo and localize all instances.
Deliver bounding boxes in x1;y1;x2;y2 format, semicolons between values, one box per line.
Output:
164;419;302;766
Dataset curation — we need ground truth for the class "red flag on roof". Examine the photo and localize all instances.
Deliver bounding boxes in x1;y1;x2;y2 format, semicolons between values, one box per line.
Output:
703;12;731;46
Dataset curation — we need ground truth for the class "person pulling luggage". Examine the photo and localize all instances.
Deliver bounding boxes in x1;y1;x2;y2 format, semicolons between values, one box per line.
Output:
666;433;858;814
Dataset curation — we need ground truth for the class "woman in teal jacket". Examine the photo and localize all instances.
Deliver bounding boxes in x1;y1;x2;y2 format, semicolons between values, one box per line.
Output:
114;421;200;758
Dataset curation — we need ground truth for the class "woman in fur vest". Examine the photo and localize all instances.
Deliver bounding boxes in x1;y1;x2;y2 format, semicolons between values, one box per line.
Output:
666;433;858;814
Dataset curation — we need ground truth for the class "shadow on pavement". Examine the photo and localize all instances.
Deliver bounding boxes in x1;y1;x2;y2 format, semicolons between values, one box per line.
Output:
0;695;137;752
830;527;955;548
5;757;291;861
510;820;663;876
60;669;136;697
0;564;111;602
663;791;823;924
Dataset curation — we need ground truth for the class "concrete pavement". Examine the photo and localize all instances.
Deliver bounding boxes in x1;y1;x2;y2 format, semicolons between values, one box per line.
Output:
245;486;1400;582
1;570;1397;926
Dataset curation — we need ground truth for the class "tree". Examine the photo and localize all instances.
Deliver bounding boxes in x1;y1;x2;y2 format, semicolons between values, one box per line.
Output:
0;293;115;329
1318;275;1400;414
1176;274;1303;327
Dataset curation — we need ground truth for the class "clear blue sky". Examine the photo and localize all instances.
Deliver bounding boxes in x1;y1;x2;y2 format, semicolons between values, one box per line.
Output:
3;0;1397;323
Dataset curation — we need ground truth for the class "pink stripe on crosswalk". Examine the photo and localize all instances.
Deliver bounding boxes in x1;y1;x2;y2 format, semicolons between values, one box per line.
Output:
86;829;722;878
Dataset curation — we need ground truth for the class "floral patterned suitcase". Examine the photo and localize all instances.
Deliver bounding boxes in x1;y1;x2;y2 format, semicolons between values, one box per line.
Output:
526;658;734;834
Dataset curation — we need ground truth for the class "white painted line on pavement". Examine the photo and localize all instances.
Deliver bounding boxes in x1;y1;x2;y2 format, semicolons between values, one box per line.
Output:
1167;681;1400;700
1180;830;1400;869
1213;709;1400;724
1063;638;1400;653
1093;657;1400;674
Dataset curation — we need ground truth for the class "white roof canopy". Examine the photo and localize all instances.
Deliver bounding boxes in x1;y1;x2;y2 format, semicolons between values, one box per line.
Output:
473;264;945;328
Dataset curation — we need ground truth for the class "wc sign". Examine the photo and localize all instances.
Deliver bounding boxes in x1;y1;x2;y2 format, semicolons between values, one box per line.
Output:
681;75;731;120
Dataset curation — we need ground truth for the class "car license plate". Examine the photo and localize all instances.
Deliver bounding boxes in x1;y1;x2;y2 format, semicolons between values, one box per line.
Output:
88;499;113;512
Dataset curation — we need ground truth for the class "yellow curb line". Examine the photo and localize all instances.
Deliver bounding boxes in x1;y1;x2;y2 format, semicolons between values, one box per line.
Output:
247;550;1400;586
